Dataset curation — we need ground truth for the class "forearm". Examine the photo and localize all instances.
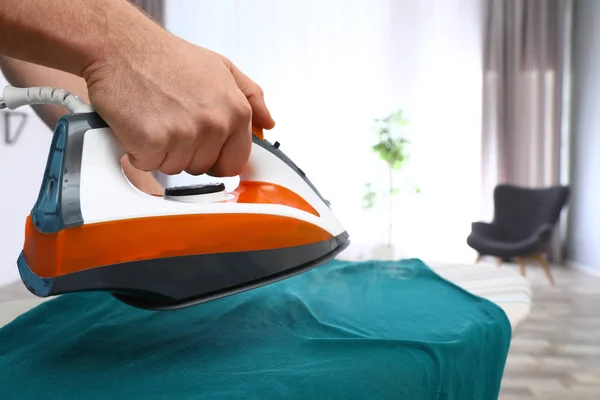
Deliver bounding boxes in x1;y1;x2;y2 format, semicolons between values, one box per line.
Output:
0;0;163;77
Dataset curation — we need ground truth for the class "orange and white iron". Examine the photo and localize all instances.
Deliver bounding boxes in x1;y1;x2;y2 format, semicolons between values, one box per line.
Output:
1;85;350;310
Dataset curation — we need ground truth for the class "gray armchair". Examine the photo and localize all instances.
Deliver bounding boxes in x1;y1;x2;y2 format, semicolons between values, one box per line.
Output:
467;184;569;284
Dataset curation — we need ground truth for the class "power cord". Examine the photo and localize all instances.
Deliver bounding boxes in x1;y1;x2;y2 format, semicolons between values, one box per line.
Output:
0;85;93;113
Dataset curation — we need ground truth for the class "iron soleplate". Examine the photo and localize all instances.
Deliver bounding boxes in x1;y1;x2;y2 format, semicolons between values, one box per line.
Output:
19;233;350;311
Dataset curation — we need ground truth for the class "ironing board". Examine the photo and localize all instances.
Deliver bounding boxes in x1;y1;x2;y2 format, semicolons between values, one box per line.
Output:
0;258;530;400
0;260;531;330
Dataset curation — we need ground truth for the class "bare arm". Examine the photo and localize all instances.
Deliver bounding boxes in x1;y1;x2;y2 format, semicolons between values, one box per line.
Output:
0;56;88;127
0;56;165;196
0;0;159;78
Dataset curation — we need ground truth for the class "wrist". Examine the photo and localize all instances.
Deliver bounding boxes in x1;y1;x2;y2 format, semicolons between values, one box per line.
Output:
80;2;169;81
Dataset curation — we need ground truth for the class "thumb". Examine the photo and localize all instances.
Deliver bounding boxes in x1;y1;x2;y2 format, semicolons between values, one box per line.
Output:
227;62;276;130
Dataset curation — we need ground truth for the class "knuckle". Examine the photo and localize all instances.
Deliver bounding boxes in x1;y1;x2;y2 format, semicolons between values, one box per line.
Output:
161;156;189;175
211;150;249;177
253;85;264;97
211;162;242;178
185;151;214;176
160;164;184;175
130;154;164;172
185;161;211;176
220;55;232;66
235;100;252;121
141;132;169;152
177;124;197;144
206;113;229;138
163;116;196;147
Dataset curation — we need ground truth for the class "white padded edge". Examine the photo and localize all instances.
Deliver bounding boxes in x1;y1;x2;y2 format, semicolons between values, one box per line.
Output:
426;260;532;332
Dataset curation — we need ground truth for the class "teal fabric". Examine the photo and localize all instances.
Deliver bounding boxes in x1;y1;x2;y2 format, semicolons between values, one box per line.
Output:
0;259;511;399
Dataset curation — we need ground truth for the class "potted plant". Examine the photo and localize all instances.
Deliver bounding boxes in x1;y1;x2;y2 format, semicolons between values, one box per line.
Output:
362;109;420;259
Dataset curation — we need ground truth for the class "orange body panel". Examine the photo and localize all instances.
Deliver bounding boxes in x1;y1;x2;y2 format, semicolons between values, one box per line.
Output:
23;181;329;279
233;181;318;216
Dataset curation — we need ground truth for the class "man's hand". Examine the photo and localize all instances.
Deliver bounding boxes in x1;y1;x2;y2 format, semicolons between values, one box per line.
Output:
0;0;275;177
84;33;274;177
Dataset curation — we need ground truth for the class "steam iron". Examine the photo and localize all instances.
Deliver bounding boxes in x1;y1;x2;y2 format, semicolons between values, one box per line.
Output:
1;85;350;310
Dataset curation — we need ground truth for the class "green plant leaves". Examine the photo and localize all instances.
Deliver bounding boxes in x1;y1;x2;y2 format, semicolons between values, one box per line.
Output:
362;183;377;210
363;109;420;211
370;109;412;170
371;138;410;170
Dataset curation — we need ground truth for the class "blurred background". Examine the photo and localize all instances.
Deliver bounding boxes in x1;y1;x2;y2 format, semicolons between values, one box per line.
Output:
1;0;599;397
164;0;486;262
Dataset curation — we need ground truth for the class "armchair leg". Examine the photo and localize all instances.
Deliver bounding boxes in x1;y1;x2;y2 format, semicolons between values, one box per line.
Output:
475;253;483;263
532;253;555;286
516;257;527;277
496;257;503;267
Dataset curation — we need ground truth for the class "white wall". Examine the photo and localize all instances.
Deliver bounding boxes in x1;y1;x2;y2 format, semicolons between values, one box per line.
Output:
165;0;485;262
566;0;600;272
0;73;52;285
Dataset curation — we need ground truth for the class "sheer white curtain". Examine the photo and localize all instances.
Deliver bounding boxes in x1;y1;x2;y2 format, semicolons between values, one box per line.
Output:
165;0;485;263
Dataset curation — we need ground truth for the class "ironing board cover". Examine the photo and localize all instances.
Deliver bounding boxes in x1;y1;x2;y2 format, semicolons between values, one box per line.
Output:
0;259;511;399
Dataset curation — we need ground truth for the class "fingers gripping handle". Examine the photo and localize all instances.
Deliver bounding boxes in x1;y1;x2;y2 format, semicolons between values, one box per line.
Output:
2;84;270;196
93;122;268;189
77;119;269;202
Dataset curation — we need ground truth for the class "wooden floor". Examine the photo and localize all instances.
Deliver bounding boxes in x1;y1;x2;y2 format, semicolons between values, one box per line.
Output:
499;262;600;400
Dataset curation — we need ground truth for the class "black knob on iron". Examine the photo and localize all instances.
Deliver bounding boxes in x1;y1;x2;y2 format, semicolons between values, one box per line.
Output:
164;183;225;197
